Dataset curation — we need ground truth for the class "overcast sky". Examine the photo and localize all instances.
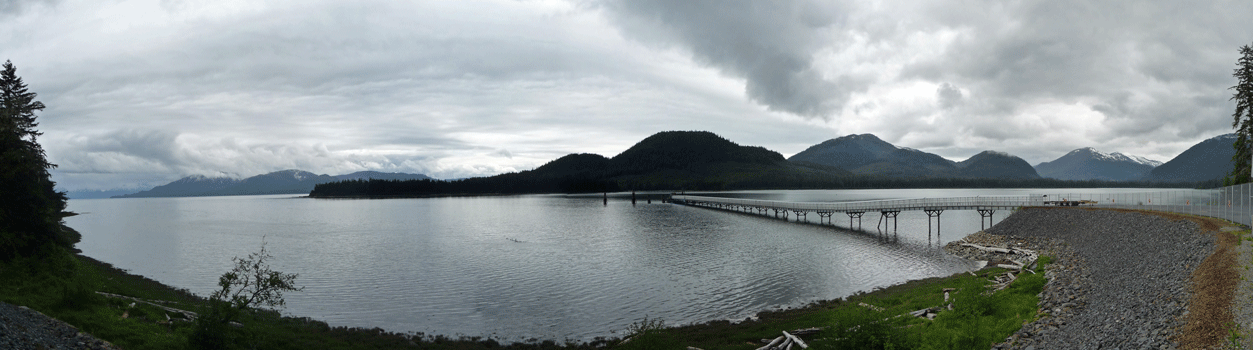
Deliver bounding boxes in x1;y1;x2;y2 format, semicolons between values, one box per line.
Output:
3;0;1250;191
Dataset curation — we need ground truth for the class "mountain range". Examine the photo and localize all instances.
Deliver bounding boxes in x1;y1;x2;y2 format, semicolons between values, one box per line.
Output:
789;133;1241;183
788;134;1041;179
1034;147;1163;181
113;131;1240;198
310;131;854;196
114;170;432;198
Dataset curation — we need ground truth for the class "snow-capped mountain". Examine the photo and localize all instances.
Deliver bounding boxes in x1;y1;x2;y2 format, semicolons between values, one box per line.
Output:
1035;147;1162;181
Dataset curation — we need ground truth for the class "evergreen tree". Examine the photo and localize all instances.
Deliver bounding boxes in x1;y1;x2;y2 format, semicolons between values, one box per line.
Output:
0;60;70;261
1230;44;1253;185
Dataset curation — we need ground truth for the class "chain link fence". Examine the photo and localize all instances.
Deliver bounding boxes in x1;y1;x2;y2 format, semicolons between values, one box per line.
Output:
1040;183;1253;227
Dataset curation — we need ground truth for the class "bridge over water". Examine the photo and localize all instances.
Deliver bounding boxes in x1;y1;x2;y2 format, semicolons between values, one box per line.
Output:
669;194;1048;236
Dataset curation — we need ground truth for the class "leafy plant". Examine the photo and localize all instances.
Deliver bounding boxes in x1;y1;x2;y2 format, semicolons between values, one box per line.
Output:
190;240;303;350
618;316;679;350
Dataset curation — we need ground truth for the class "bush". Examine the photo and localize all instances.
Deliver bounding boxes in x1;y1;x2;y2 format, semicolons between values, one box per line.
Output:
824;306;914;350
190;241;302;350
618;317;680;350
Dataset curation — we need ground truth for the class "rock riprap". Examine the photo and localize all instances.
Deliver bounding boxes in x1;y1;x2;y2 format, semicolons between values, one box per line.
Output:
0;302;120;350
949;208;1213;350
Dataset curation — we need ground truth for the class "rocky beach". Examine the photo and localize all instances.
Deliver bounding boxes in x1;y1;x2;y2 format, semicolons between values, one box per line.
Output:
947;207;1234;350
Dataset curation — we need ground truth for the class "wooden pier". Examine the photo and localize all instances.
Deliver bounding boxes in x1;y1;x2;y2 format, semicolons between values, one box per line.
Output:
669;194;1049;236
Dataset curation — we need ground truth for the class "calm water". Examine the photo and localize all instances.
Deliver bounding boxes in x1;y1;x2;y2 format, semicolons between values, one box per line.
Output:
64;188;1158;341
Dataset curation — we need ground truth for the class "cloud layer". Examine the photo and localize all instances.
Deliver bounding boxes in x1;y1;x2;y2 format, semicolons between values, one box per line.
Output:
0;0;1248;190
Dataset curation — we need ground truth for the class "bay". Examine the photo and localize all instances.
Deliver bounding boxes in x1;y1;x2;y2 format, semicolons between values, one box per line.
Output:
64;188;1158;341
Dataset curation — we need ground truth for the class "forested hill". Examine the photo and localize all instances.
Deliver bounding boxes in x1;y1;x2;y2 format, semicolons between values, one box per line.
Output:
310;131;831;197
308;130;1199;198
608;131;784;174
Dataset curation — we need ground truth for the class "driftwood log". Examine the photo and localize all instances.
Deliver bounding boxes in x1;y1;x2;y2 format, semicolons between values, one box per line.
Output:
782;331;809;349
756;336;786;350
96;291;198;320
788;327;823;336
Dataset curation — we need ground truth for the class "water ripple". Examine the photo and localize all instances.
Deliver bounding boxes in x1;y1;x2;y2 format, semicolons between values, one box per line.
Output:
66;192;994;341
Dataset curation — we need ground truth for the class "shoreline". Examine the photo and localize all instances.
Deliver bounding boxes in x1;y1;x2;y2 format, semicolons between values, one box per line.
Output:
6;207;1240;349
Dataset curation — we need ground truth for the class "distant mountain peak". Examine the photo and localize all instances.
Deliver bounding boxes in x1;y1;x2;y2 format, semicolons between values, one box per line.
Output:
1144;133;1238;183
957;151;1039;179
114;169;432;198
609;130;785;174
979;150;1012;157
1038;146;1164;181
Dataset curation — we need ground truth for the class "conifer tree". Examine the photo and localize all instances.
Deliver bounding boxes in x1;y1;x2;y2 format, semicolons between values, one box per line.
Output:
0;60;70;260
1230;44;1253;185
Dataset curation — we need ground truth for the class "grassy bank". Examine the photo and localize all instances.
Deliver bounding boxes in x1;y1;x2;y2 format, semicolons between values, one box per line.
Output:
1;250;619;350
0;246;1048;350
619;260;1049;350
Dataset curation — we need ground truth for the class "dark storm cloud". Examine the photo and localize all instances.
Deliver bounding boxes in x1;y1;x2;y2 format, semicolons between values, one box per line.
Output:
599;0;862;118
903;0;1248;143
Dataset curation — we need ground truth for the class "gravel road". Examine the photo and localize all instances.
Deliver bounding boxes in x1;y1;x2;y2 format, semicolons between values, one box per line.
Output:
980;208;1215;350
0;301;120;350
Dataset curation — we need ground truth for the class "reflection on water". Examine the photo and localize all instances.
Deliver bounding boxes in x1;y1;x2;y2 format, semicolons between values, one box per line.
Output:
63;189;1101;341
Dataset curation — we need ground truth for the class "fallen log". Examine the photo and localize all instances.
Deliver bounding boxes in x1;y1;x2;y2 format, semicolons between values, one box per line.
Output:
96;292;197;320
959;243;1038;258
788;327;824;336
994;272;1018;291
1020;257;1038;274
755;336;785;350
909;308;929;317
960;243;1011;254
782;331;809;349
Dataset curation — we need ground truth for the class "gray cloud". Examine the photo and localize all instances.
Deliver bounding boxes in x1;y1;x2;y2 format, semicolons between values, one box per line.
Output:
47;128;457;187
3;0;1250;190
600;0;861;118
904;0;1244;140
0;0;57;16
936;83;962;109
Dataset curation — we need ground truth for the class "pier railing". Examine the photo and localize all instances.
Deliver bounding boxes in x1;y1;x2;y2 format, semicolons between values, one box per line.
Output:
674;183;1253;228
669;195;1043;212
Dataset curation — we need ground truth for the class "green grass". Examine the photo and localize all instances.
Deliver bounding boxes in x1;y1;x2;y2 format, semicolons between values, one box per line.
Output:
1;245;1050;350
615;257;1051;350
0;249;612;349
0;249;193;349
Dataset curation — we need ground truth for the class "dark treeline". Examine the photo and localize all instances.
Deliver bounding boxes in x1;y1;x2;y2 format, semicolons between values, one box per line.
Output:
310;175;621;197
310;173;1201;198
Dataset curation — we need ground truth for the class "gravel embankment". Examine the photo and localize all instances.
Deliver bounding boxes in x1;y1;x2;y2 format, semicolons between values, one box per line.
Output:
0;302;120;350
970;208;1214;349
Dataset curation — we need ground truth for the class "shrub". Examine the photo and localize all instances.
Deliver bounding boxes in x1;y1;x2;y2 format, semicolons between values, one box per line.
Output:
190;241;302;350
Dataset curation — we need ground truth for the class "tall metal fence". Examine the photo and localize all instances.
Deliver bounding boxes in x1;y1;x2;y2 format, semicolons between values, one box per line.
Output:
1040;183;1253;227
